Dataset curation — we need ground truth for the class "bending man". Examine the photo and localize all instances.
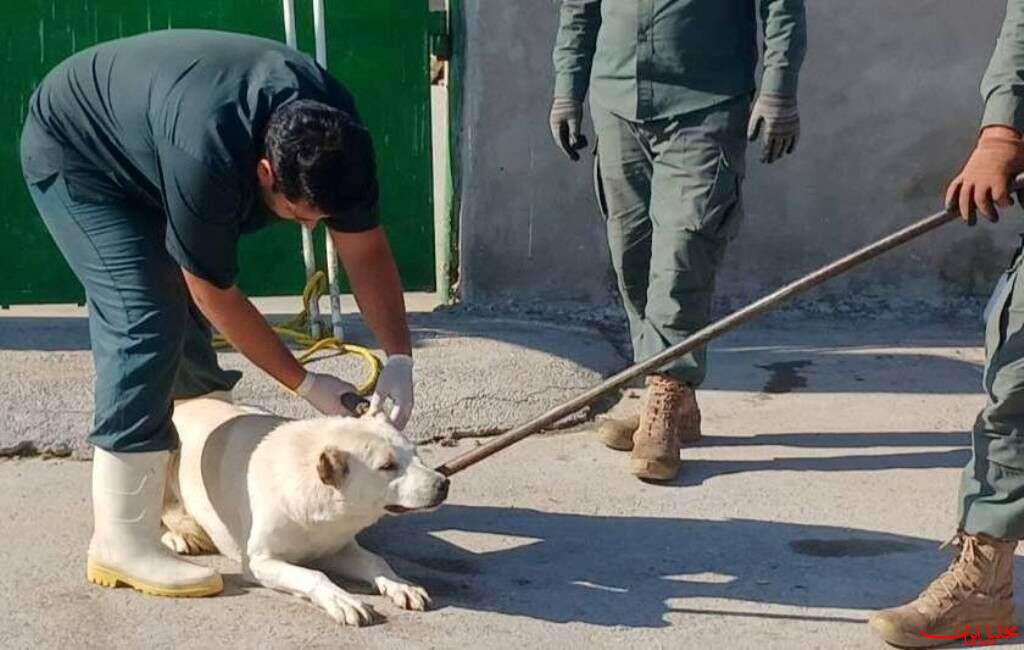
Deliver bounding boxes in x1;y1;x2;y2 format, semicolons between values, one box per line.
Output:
20;30;414;599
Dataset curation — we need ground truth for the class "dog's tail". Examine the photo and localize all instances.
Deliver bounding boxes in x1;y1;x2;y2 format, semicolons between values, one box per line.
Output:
160;451;217;556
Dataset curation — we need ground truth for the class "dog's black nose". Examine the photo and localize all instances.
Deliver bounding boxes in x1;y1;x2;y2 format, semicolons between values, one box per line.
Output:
437;478;450;501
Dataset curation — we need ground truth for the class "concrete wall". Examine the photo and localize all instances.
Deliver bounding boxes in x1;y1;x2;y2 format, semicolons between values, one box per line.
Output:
456;0;1020;314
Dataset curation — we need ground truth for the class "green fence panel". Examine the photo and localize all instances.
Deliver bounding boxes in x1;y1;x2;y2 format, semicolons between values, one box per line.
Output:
0;0;434;305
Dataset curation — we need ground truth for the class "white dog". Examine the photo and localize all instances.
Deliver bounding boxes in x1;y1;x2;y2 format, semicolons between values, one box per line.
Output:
161;396;449;626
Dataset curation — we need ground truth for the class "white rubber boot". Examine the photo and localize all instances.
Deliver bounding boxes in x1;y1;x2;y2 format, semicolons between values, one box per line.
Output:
86;448;223;597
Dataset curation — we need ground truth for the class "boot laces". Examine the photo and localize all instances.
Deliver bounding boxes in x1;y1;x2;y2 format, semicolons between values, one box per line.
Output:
646;380;688;441
920;534;983;608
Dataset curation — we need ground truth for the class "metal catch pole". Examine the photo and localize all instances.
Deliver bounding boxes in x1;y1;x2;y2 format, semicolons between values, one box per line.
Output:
435;178;1024;478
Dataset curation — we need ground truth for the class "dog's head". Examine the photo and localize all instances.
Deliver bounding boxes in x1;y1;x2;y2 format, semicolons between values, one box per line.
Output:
314;413;449;516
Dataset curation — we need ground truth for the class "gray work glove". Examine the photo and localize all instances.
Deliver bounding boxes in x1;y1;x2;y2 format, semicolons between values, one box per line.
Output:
549;97;588;162
747;93;800;164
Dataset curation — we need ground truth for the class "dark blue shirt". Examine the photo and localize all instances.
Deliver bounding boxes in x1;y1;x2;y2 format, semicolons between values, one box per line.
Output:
21;29;378;288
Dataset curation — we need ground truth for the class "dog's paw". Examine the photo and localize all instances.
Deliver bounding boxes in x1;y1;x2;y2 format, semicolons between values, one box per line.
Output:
315;585;378;626
377;578;431;611
161;531;191;554
160;530;209;555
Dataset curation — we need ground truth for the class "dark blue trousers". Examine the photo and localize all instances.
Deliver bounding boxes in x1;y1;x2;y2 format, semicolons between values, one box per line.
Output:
25;172;241;452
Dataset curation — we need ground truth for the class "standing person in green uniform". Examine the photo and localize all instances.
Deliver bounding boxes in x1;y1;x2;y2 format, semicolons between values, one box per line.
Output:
870;3;1024;646
549;1;806;481
20;29;415;598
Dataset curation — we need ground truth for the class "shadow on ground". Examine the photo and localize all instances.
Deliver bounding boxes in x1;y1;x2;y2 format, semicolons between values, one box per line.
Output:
0;313;986;395
701;431;969;449
665;430;971;486
361;505;1003;629
0;312;622;374
669;449;969;487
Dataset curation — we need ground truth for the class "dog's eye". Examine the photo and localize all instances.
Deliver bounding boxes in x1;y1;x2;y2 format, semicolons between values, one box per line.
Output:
379;459;398;472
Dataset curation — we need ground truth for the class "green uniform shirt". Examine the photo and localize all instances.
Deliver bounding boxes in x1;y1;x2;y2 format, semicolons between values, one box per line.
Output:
21;29;379;289
982;0;1024;130
552;0;807;122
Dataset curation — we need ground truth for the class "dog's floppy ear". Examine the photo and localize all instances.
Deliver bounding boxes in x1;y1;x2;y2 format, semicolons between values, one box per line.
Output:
317;446;349;486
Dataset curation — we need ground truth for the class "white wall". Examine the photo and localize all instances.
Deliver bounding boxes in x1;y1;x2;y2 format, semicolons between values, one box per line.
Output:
457;0;1019;314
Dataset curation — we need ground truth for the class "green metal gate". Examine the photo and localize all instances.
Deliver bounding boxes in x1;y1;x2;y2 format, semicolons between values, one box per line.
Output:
0;0;435;304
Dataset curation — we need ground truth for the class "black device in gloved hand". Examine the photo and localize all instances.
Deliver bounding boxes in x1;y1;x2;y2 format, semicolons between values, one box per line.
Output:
549;97;589;162
340;392;371;416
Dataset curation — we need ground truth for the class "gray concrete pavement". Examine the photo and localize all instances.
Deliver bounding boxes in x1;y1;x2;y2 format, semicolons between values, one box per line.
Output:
0;297;625;455
2;311;1020;648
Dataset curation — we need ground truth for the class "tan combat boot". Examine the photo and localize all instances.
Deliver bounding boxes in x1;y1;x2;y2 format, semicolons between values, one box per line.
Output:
599;408;703;451
597;414;640;451
868;532;1017;648
630;375;700;480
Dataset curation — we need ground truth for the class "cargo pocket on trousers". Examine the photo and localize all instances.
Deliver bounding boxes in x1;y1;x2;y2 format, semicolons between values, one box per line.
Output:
985;238;1024;362
593;144;609;221
699;147;744;242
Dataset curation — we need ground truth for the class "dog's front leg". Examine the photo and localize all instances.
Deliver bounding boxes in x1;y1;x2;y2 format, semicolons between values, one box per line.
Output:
317;541;431;611
247;555;377;626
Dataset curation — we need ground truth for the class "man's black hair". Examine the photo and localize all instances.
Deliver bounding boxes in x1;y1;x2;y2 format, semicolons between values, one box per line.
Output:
262;99;378;219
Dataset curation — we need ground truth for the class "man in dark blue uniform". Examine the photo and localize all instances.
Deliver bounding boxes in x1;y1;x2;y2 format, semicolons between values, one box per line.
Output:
20;29;415;598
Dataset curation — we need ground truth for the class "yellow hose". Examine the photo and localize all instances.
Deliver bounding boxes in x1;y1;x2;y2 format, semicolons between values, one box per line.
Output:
212;271;382;395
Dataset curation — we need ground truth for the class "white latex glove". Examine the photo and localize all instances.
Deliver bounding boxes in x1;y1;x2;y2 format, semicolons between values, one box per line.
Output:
747;93;800;164
370;354;414;430
295;371;358;416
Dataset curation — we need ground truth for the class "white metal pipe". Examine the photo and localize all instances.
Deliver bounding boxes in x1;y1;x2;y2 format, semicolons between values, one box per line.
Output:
283;0;321;338
325;236;345;340
313;0;345;340
300;233;323;340
282;0;296;48
312;0;327;66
